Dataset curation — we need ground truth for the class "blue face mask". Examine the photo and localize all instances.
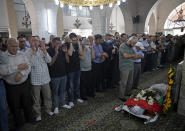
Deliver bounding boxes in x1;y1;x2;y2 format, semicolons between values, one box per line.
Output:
107;40;111;43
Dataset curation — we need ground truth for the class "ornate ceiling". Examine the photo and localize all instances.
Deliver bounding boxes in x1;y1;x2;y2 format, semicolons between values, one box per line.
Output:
59;0;118;6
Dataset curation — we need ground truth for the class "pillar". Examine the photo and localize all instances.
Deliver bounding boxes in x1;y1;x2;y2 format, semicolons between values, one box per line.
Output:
57;6;64;37
4;0;18;38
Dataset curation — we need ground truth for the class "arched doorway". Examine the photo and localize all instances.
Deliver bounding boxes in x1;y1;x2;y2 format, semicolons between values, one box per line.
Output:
109;5;125;34
164;2;185;35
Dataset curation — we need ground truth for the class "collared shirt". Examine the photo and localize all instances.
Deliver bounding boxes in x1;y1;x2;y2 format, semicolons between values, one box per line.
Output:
133;47;144;63
19;46;29;52
27;48;51;86
0;51;31;85
80;46;92;71
93;43;104;63
119;43;135;71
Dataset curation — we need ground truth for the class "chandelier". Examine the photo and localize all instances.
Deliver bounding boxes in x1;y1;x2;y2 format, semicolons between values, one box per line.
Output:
22;5;31;28
55;0;126;10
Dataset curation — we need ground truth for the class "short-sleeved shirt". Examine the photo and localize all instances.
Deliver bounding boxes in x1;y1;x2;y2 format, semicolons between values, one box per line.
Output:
119;43;135;71
47;47;67;78
133;47;144;63
80;46;92;71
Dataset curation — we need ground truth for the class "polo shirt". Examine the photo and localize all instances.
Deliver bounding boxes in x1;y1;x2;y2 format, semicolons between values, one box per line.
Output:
119;43;135;71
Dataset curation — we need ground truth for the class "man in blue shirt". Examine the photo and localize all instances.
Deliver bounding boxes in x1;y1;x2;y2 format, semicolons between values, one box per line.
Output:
132;42;144;89
92;34;108;93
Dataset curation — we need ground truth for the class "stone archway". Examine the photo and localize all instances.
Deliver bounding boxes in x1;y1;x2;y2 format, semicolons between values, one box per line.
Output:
145;0;185;34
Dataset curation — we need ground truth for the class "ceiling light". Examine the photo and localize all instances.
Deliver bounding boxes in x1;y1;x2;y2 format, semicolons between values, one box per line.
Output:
79;6;82;10
60;2;64;8
109;3;113;8
54;0;59;5
117;0;120;5
69;5;72;9
100;5;103;10
90;6;93;10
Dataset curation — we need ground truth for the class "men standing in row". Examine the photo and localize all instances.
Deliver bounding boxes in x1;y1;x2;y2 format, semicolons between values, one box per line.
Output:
28;36;53;122
47;37;71;114
119;36;142;101
0;38;33;130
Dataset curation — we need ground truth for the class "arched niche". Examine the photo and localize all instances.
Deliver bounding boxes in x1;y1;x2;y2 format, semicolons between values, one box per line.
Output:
109;5;125;34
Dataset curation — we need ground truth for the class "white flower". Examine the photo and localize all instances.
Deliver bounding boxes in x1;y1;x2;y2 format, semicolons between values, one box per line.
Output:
140;90;146;95
141;97;147;101
134;98;139;101
136;94;142;99
148;96;153;100
148;99;154;105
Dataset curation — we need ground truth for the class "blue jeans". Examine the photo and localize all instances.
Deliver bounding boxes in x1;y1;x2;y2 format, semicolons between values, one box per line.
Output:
67;71;80;102
0;80;8;131
51;76;67;108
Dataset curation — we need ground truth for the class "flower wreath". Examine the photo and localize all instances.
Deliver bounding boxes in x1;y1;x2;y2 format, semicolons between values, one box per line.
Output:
163;66;175;113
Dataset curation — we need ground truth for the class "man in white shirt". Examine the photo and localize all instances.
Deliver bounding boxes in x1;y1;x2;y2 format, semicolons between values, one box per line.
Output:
132;42;144;89
28;36;53;122
0;38;33;130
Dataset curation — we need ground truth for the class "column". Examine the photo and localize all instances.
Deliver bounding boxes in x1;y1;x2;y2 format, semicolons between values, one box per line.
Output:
4;0;18;38
57;6;64;37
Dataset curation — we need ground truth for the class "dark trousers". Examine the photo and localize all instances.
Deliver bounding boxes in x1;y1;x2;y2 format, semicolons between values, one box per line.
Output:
152;52;158;70
112;54;120;86
92;62;103;91
145;53;153;71
132;63;141;89
80;70;93;98
102;59;113;89
5;79;33;128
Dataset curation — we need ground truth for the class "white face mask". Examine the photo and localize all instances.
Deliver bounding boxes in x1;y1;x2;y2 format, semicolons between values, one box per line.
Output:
85;45;90;48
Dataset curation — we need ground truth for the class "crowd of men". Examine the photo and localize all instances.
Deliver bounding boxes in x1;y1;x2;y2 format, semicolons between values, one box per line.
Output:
0;32;184;131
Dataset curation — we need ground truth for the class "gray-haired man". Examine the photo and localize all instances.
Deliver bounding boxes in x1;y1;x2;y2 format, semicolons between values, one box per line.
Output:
119;36;142;101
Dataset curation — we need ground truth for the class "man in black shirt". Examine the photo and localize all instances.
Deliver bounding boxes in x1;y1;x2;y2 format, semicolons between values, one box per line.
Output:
66;33;84;107
47;37;71;114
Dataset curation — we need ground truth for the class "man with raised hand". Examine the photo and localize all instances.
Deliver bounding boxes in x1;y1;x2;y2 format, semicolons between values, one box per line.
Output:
28;36;53;122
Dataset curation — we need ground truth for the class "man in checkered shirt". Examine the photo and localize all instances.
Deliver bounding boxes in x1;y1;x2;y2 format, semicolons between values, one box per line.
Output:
27;36;53;122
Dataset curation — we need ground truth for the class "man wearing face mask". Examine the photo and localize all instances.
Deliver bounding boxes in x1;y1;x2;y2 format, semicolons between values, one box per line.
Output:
119;36;142;101
66;33;84;108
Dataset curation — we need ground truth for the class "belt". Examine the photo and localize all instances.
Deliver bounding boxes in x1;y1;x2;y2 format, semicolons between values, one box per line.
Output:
134;62;141;64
